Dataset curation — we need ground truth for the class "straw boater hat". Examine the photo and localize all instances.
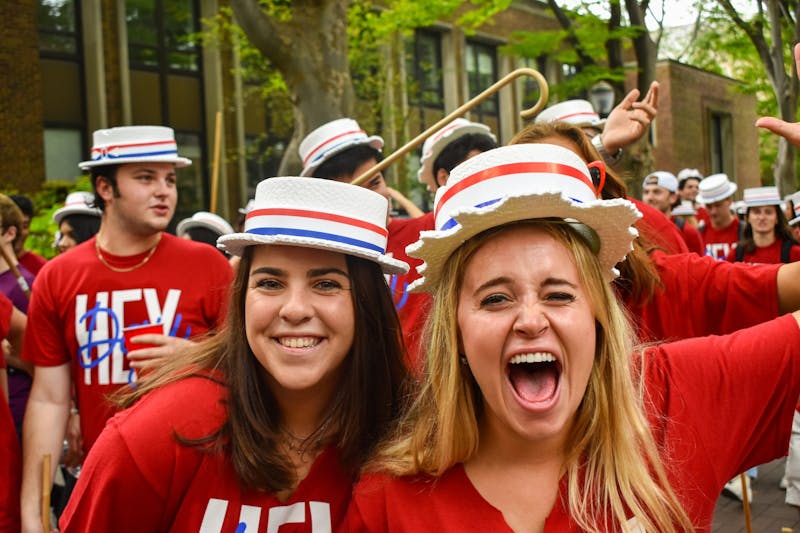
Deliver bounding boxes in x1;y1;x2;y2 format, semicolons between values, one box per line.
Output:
677;168;703;185
52;191;101;225
79;126;192;170
787;191;800;226
696;173;737;204
534;99;606;128
417;118;496;190
742;186;781;207
406;144;641;292
218;177;408;275
671;200;697;217
176;211;235;238
298;118;384;177
642;171;678;193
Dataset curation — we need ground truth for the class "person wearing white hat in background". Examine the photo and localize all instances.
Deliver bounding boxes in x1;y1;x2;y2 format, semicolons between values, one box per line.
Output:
176;210;235;257
641;171;705;255
696;173;741;260
349;143;800;532
670;200;705;255
52;191;101;254
20;125;234;532
726;186;800;264
534;83;689;257
60;177;410;532
299;118;431;370
676;168;709;230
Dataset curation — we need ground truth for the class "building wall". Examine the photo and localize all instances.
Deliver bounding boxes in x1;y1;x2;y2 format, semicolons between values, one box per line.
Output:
652;60;760;195
0;0;45;192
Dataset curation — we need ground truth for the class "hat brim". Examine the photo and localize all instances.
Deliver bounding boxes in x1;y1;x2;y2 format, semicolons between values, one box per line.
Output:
407;192;639;293
53;205;102;225
79;155;192;170
300;137;384;177
696;183;737;204
418;125;496;187
176;219;233;238
217;232;408;275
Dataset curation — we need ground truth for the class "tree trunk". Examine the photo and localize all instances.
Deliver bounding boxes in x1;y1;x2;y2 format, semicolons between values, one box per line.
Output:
230;0;354;174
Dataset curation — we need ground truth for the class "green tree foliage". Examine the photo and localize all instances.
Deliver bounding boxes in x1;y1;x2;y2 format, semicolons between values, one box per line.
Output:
2;176;93;259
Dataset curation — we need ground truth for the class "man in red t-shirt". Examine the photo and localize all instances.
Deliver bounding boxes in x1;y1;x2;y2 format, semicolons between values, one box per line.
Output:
20;126;233;532
642;171;704;254
697;173;740;260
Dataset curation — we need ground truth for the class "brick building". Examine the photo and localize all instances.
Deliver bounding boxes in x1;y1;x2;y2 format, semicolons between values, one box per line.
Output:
1;0;760;220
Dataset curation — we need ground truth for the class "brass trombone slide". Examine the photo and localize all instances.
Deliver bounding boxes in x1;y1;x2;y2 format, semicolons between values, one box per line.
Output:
350;67;549;187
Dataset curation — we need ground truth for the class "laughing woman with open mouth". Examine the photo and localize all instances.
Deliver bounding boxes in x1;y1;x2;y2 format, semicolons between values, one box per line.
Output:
349;144;800;532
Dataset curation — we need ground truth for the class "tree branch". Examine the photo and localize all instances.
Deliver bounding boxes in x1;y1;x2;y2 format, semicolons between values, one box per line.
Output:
546;0;596;67
230;0;293;71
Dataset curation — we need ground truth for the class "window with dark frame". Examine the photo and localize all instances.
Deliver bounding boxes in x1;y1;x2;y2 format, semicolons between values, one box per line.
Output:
127;0;199;72
465;40;499;125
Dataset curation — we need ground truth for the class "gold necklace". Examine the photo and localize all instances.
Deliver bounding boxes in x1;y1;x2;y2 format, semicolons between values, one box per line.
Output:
95;236;160;273
281;413;334;459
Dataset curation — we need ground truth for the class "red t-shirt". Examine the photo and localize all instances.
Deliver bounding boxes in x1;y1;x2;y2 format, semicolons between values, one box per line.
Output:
61;376;351;532
725;238;800;264
387;215;433;373
23;233;232;452
349;315;800;532
18;250;47;276
0;292;20;532
700;217;740;259
672;218;705;255
632;198;688;255
623;250;779;343
696;206;711;230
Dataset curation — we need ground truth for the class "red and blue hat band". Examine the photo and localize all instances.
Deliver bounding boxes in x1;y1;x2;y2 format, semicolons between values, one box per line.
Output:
245;207;388;255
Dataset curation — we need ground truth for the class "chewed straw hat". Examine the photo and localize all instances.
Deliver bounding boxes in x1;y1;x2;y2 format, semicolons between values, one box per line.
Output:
299;118;384;177
52;191;101;224
417;118;496;190
79;126;192;170
218;177;408;275
176;211;235;238
534;100;606;128
406;144;640;292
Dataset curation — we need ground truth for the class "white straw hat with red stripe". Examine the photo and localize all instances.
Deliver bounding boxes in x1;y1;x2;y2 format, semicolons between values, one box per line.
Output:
417;118;496;190
788;191;800;226
406;144;640;292
534;100;606;128
218;177;408;275
52;191;101;224
79;126;192;170
299;118;384;177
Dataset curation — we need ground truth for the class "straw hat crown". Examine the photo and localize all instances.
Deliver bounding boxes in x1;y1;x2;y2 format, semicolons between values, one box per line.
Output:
217;177;408;275
53;191;101;224
298;119;383;177
407;144;640;292
417;118;496;189
79;126;191;170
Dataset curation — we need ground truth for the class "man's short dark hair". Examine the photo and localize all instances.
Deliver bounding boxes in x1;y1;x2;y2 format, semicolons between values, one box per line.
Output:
678;176;701;191
9;194;34;218
314;145;383;181
433;133;498;178
91;165;120;211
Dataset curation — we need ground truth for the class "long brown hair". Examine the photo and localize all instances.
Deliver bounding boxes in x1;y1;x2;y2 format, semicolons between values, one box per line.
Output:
737;204;799;255
509;121;663;305
369;221;693;532
117;246;410;492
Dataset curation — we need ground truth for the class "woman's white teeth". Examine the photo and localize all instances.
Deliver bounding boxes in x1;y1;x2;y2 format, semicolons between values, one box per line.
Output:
509;352;555;364
279;337;319;348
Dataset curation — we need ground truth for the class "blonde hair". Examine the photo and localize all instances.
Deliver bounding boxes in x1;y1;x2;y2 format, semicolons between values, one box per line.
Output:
369;220;693;532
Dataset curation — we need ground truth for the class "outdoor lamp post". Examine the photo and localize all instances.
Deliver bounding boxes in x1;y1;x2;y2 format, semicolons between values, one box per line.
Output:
589;81;615;118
